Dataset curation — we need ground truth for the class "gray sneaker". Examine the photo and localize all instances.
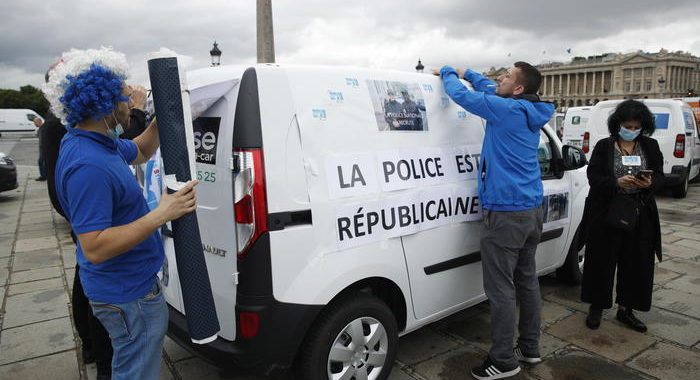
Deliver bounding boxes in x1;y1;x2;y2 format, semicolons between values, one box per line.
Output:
514;346;542;364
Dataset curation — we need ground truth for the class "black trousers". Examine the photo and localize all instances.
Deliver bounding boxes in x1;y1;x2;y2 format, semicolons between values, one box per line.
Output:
73;264;113;364
581;208;656;311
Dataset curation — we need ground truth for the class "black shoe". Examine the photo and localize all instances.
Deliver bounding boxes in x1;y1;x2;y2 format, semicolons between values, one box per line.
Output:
586;306;602;329
96;360;111;380
471;357;520;379
616;309;647;332
514;345;542;364
35;176;47;181
81;346;95;364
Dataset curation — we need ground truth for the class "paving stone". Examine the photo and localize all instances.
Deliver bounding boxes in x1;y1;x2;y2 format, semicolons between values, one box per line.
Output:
0;317;75;365
442;311;492;351
529;348;649;380
8;277;63;296
652;288;700;319
662;244;700;260
543;285;589;313
538;332;571;358
3;288;70;328
662;223;700;235
0;266;8;286
62;249;76;268
0;350;79;379
628;342;700;380
13;236;58;253
164;336;194;362
397;327;459;365
675;239;700;250
657;259;700;276
638;307;700;347
387;368;416;380
546;313;656;362
19;211;53;224
66;267;75;291
11;248;61;271
10;266;61;284
661;234;683;244
16;228;55;241
670;231;700;242
654;266;683;285
665;275;700;295
540;301;573;326
412;346;537;380
17;222;54;233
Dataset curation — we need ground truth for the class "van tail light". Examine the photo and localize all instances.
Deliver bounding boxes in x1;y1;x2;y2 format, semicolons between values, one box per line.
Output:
582;132;590;153
239;312;260;338
233;149;268;259
674;134;685;158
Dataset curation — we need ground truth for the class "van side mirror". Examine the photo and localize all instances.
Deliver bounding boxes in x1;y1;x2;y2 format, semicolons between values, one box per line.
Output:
562;145;587;170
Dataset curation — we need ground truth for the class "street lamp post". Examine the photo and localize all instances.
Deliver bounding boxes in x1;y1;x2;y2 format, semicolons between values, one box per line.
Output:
415;59;424;73
658;76;666;98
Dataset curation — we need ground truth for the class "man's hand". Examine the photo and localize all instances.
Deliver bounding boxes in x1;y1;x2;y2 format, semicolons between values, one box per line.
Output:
129;85;147;111
154;180;199;223
455;67;466;79
431;68;441;76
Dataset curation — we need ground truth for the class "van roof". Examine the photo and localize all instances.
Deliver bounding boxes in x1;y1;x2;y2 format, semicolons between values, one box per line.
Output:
593;99;684;108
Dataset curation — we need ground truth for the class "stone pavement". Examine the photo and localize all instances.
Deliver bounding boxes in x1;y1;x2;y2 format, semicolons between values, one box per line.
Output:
1;163;699;380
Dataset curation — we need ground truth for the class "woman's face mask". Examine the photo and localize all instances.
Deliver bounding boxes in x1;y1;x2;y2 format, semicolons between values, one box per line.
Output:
619;120;642;142
619;126;641;141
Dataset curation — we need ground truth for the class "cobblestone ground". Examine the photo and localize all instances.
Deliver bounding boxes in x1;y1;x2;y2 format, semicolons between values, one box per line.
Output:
1;159;699;379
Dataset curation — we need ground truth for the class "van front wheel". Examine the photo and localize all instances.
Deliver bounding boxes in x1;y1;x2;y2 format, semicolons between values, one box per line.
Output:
298;293;398;380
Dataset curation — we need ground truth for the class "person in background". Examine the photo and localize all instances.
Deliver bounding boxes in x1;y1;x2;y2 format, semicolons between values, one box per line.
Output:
33;116;47;181
43;47;197;380
580;99;664;332
435;61;554;380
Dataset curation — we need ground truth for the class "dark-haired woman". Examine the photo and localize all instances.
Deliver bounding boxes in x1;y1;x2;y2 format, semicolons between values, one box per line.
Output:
580;99;664;332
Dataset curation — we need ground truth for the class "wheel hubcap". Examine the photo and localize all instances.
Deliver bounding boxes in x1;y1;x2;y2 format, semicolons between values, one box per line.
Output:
327;317;388;380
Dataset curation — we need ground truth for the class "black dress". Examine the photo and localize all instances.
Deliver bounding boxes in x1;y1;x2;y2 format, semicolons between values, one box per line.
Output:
580;136;664;311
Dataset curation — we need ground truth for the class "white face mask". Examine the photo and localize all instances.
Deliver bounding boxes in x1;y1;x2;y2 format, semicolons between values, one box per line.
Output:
105;111;124;140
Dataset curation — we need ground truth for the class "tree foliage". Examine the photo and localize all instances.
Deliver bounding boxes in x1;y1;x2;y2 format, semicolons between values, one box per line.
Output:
0;85;50;117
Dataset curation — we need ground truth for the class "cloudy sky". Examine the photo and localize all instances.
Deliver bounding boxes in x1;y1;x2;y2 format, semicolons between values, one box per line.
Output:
1;0;699;89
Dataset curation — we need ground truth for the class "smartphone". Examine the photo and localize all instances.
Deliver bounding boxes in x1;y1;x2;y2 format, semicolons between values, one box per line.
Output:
636;169;653;179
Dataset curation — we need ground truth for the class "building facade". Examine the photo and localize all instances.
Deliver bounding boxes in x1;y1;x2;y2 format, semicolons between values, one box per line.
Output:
484;49;700;110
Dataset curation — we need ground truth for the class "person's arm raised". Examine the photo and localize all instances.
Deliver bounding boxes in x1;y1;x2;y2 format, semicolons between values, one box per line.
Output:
77;180;198;264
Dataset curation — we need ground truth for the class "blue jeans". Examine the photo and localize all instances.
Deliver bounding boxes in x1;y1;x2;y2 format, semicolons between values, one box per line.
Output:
90;279;168;380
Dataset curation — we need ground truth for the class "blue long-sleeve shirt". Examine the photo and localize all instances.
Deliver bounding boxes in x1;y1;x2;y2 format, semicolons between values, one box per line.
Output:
440;66;555;211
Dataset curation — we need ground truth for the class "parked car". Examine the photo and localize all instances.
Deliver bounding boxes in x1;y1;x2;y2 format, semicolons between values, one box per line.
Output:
156;64;589;379
0;152;18;193
584;99;699;198
561;106;592;149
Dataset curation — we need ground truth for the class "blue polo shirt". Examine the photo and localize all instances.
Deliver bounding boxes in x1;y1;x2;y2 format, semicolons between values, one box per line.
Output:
55;128;164;304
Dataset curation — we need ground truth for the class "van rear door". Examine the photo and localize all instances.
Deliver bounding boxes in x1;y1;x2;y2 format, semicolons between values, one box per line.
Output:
160;77;241;341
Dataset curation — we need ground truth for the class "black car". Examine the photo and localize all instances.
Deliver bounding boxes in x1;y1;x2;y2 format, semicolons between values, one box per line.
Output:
0;153;18;192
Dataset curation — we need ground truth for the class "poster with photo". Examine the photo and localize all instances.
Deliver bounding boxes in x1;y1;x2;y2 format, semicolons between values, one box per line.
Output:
542;192;570;227
367;80;428;131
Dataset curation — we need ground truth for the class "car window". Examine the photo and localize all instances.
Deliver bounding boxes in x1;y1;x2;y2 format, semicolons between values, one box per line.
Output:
538;130;555;179
26;113;37;121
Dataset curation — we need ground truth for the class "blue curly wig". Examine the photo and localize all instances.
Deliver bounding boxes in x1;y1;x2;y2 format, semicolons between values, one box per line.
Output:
59;63;128;127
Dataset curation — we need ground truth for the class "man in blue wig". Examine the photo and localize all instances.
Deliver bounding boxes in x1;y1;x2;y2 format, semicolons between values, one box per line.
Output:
44;47;198;380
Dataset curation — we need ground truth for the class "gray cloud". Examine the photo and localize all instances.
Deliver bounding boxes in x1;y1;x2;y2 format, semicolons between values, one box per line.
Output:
1;0;698;89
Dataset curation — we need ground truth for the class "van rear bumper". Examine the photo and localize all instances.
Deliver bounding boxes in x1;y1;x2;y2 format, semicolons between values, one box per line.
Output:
664;165;687;186
166;298;323;373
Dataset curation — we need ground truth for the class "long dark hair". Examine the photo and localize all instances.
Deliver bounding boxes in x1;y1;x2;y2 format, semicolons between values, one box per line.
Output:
607;99;656;137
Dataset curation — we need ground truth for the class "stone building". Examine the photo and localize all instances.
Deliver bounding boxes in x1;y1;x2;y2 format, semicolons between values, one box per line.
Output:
484;49;700;110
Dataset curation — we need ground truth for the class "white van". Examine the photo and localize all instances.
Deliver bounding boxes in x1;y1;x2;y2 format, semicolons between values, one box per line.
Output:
585;99;699;198
561;106;591;149
0;109;43;137
160;64;589;378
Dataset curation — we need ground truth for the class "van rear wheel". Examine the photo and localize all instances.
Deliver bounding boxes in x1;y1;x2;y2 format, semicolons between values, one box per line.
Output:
298;293;398;380
672;171;689;198
556;229;584;285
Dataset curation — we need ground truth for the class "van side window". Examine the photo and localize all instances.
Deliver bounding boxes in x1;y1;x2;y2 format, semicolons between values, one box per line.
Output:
26;114;37;122
538;130;555;179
